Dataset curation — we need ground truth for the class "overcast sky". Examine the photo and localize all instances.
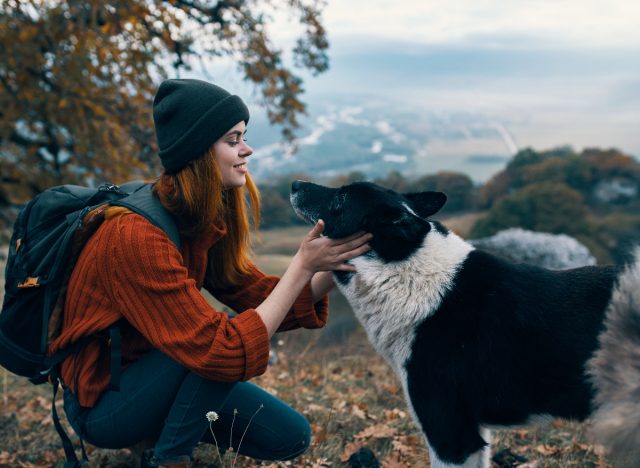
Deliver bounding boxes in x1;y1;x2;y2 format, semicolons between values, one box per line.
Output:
296;1;638;154
318;0;640;49
205;1;640;158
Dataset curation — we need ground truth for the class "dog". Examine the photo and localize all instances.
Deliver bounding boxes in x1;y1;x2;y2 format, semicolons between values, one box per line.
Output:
290;180;640;468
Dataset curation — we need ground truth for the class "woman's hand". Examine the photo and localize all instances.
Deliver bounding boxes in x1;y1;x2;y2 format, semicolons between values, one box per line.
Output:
295;220;372;274
257;220;371;336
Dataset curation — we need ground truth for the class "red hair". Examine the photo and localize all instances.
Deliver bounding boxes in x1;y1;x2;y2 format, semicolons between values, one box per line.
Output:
153;147;261;288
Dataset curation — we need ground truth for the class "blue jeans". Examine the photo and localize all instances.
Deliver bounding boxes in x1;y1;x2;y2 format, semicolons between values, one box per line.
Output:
63;349;310;463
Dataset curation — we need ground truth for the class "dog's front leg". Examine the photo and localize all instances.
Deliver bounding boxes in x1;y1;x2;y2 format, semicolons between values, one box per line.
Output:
427;428;491;468
409;385;490;467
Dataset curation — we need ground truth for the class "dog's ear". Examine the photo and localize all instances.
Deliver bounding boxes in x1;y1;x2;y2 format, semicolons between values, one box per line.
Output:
403;191;447;218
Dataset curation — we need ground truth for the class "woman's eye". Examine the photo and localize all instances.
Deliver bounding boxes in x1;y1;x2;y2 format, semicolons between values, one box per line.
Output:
228;138;247;147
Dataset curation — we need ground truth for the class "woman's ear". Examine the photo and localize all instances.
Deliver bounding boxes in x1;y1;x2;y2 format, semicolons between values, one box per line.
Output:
403;191;447;218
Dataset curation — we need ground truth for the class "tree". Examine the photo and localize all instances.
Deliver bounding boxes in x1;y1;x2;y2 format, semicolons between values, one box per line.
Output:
258;186;296;228
327;170;367;188
407;171;475;213
257;172;309;228
0;0;329;203
478;146;640;208
374;170;408;192
470;182;590;239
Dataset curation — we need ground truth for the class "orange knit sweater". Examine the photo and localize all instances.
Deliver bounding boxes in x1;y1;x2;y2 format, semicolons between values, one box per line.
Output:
49;213;328;407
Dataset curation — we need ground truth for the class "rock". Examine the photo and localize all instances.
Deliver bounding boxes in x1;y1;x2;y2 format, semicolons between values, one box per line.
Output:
348;446;380;468
471;228;596;269
491;448;528;467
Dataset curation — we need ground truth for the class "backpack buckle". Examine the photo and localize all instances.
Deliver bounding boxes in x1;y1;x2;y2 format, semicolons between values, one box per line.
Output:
98;183;122;193
17;276;40;288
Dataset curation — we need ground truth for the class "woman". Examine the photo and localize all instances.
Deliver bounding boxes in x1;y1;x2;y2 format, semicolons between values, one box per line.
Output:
50;79;371;467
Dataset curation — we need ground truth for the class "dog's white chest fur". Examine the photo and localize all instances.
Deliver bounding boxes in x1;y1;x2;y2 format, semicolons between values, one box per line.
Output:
336;229;473;372
336;229;480;466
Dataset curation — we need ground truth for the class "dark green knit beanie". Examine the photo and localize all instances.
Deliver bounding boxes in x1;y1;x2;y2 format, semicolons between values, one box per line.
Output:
153;79;250;173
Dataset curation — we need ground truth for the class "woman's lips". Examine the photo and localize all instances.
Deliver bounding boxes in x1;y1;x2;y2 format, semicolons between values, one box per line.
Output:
233;162;247;173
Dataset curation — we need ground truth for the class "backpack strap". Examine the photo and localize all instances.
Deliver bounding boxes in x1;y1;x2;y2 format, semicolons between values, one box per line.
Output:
51;369;87;467
110;183;181;249
107;326;122;391
102;184;180;393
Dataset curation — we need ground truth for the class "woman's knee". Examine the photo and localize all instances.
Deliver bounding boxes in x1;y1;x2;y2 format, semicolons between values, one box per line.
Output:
266;410;311;460
76;351;190;449
278;422;311;460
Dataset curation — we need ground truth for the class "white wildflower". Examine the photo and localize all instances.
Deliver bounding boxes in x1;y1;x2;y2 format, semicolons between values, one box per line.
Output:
206;411;219;422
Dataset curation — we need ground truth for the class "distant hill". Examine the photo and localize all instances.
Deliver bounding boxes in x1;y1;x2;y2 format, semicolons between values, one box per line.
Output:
248;101;514;184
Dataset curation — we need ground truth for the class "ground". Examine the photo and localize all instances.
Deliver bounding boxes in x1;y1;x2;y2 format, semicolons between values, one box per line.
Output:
0;224;613;467
0;329;611;467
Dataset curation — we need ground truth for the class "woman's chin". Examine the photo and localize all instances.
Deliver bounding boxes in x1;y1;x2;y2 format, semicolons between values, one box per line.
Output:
223;176;247;189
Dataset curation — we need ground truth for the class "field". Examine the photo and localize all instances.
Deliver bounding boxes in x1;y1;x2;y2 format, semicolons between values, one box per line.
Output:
0;222;611;467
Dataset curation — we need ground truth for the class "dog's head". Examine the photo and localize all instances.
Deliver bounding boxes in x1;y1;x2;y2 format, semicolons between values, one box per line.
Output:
290;180;447;263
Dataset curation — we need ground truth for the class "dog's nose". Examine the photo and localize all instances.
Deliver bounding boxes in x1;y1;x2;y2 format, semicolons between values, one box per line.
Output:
291;180;302;193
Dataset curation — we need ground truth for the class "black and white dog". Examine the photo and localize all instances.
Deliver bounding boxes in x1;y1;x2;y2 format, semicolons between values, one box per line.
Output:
290;180;640;468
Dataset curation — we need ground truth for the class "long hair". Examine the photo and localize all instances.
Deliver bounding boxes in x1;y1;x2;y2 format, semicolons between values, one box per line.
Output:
152;147;261;288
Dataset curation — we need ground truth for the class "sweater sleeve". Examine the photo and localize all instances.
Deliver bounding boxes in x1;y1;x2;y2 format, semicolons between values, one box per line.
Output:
206;262;329;331
101;215;270;382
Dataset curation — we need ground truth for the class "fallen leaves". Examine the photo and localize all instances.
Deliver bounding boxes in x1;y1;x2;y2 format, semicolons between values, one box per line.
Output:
351;404;367;420
340;423;418;465
383;408;407;422
355;424;397;441
0;330;607;467
0;451;16;465
340;442;363;463
391;436;419;458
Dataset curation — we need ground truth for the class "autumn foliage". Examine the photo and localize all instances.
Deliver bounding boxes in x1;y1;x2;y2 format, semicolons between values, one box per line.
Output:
0;0;329;204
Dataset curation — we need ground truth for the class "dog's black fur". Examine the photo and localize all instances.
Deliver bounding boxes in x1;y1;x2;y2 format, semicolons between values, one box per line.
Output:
407;251;618;463
290;180;640;467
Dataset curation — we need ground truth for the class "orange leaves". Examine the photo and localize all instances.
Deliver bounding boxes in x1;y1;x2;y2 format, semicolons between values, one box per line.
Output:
339;424;419;465
339;442;364;463
380;382;400;395
1;0;330;199
0;451;17;465
534;444;562;456
18;26;38;42
355;423;397;441
1;330;609;466
351;403;367;420
391;436;419;458
384;408;407;421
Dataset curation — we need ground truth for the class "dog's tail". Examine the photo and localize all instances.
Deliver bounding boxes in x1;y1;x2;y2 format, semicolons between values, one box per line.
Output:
588;247;640;466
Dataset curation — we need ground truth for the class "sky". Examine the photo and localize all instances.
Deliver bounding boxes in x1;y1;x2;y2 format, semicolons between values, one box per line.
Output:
315;1;640;49
205;0;640;166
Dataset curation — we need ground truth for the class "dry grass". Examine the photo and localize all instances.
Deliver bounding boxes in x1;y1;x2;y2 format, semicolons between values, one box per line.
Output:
439;212;487;239
253;227;311;256
0;329;609;467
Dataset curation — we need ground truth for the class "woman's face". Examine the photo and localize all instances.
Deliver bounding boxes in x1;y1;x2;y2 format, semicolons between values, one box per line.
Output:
213;121;253;188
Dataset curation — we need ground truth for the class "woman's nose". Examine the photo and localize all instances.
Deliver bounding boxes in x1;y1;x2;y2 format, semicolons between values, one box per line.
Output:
241;141;253;157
